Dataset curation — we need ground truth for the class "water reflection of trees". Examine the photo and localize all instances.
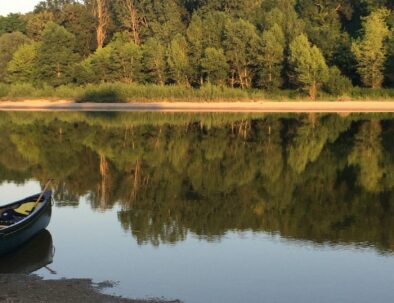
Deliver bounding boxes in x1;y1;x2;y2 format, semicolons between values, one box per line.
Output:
0;112;393;251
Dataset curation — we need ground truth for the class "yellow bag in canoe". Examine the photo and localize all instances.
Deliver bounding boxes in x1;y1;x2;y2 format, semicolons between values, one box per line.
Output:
14;202;36;216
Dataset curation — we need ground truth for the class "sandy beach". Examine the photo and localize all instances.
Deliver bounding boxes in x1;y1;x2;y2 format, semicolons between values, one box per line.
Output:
0;100;394;112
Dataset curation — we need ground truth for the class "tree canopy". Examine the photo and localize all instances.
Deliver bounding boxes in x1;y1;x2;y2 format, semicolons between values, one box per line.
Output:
0;0;393;97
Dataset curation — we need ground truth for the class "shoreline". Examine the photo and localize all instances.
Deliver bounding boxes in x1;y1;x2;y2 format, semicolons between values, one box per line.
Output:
0;100;394;112
0;274;179;303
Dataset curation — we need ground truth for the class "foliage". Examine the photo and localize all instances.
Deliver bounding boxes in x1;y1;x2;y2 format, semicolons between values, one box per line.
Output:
323;66;353;96
76;86;127;103
0;1;393;96
167;34;192;86
0;32;30;81
201;48;229;85
35;22;80;86
352;8;391;88
259;24;286;89
289;34;329;99
0;14;27;35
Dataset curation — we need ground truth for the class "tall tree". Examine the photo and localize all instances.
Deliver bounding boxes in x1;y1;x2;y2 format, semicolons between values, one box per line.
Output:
186;14;204;85
108;33;143;83
223;18;261;88
142;37;166;85
93;0;110;48
139;0;187;44
352;8;391;88
0;14;27;35
6;43;38;83
112;0;146;45
167;34;192;86
201;47;229;85
57;2;97;56
259;24;285;89
25;11;54;40
289;34;329;99
0;32;30;81
296;0;353;62
35;22;80;86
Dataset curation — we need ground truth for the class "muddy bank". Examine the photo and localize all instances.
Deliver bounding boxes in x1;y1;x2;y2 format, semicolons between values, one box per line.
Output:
0;275;180;303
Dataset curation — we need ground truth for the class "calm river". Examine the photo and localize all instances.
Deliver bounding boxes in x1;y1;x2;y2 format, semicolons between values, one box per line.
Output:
0;112;393;303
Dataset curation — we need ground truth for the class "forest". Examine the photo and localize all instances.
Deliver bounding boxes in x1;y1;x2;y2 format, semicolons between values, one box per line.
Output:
0;0;394;100
0;112;393;251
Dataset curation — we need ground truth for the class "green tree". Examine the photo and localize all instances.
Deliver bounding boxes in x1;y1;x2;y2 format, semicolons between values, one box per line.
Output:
259;0;305;43
81;45;112;82
259;24;285;89
35;22;80;86
25;11;55;40
0;32;30;81
6;43;38;83
167;34;192;86
139;0;186;44
323;66;353;96
57;2;97;56
142;37;166;85
0;14;27;35
109;33;142;83
112;0;146;45
296;0;353;62
223;18;261;88
83;33;142;83
352;8;391;88
186;14;204;85
289;34;329;99
201;47;229;85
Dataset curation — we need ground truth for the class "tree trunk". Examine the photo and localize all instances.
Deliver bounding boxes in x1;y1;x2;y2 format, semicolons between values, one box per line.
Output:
309;81;317;100
124;0;141;45
94;0;109;49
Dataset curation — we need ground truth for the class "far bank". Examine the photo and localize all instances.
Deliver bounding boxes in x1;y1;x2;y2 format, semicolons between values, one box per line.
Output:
1;100;394;113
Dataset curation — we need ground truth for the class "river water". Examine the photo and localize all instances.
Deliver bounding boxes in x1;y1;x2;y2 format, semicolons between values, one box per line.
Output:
0;112;393;303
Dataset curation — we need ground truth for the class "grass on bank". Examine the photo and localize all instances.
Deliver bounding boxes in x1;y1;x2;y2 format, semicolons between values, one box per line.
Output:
1;82;394;102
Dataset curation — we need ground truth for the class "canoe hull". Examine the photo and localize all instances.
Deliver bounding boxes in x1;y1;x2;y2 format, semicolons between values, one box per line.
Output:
0;192;52;256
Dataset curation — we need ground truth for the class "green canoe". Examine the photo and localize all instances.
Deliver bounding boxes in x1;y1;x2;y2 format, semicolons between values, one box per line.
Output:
0;191;52;256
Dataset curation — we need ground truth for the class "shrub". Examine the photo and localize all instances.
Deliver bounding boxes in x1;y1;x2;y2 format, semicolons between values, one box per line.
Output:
323;67;353;96
76;85;127;103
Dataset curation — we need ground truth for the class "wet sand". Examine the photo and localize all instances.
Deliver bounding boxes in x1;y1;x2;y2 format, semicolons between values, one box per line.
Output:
0;274;180;303
0;100;394;112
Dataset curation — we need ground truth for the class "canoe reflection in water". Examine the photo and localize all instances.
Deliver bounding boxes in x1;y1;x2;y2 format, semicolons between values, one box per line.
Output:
0;230;55;274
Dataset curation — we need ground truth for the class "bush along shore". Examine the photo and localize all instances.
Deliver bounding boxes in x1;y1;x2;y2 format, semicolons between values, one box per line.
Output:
1;83;394;103
0;2;394;102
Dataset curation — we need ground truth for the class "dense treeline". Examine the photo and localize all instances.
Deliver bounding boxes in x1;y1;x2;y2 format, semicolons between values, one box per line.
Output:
0;0;394;99
0;112;393;251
